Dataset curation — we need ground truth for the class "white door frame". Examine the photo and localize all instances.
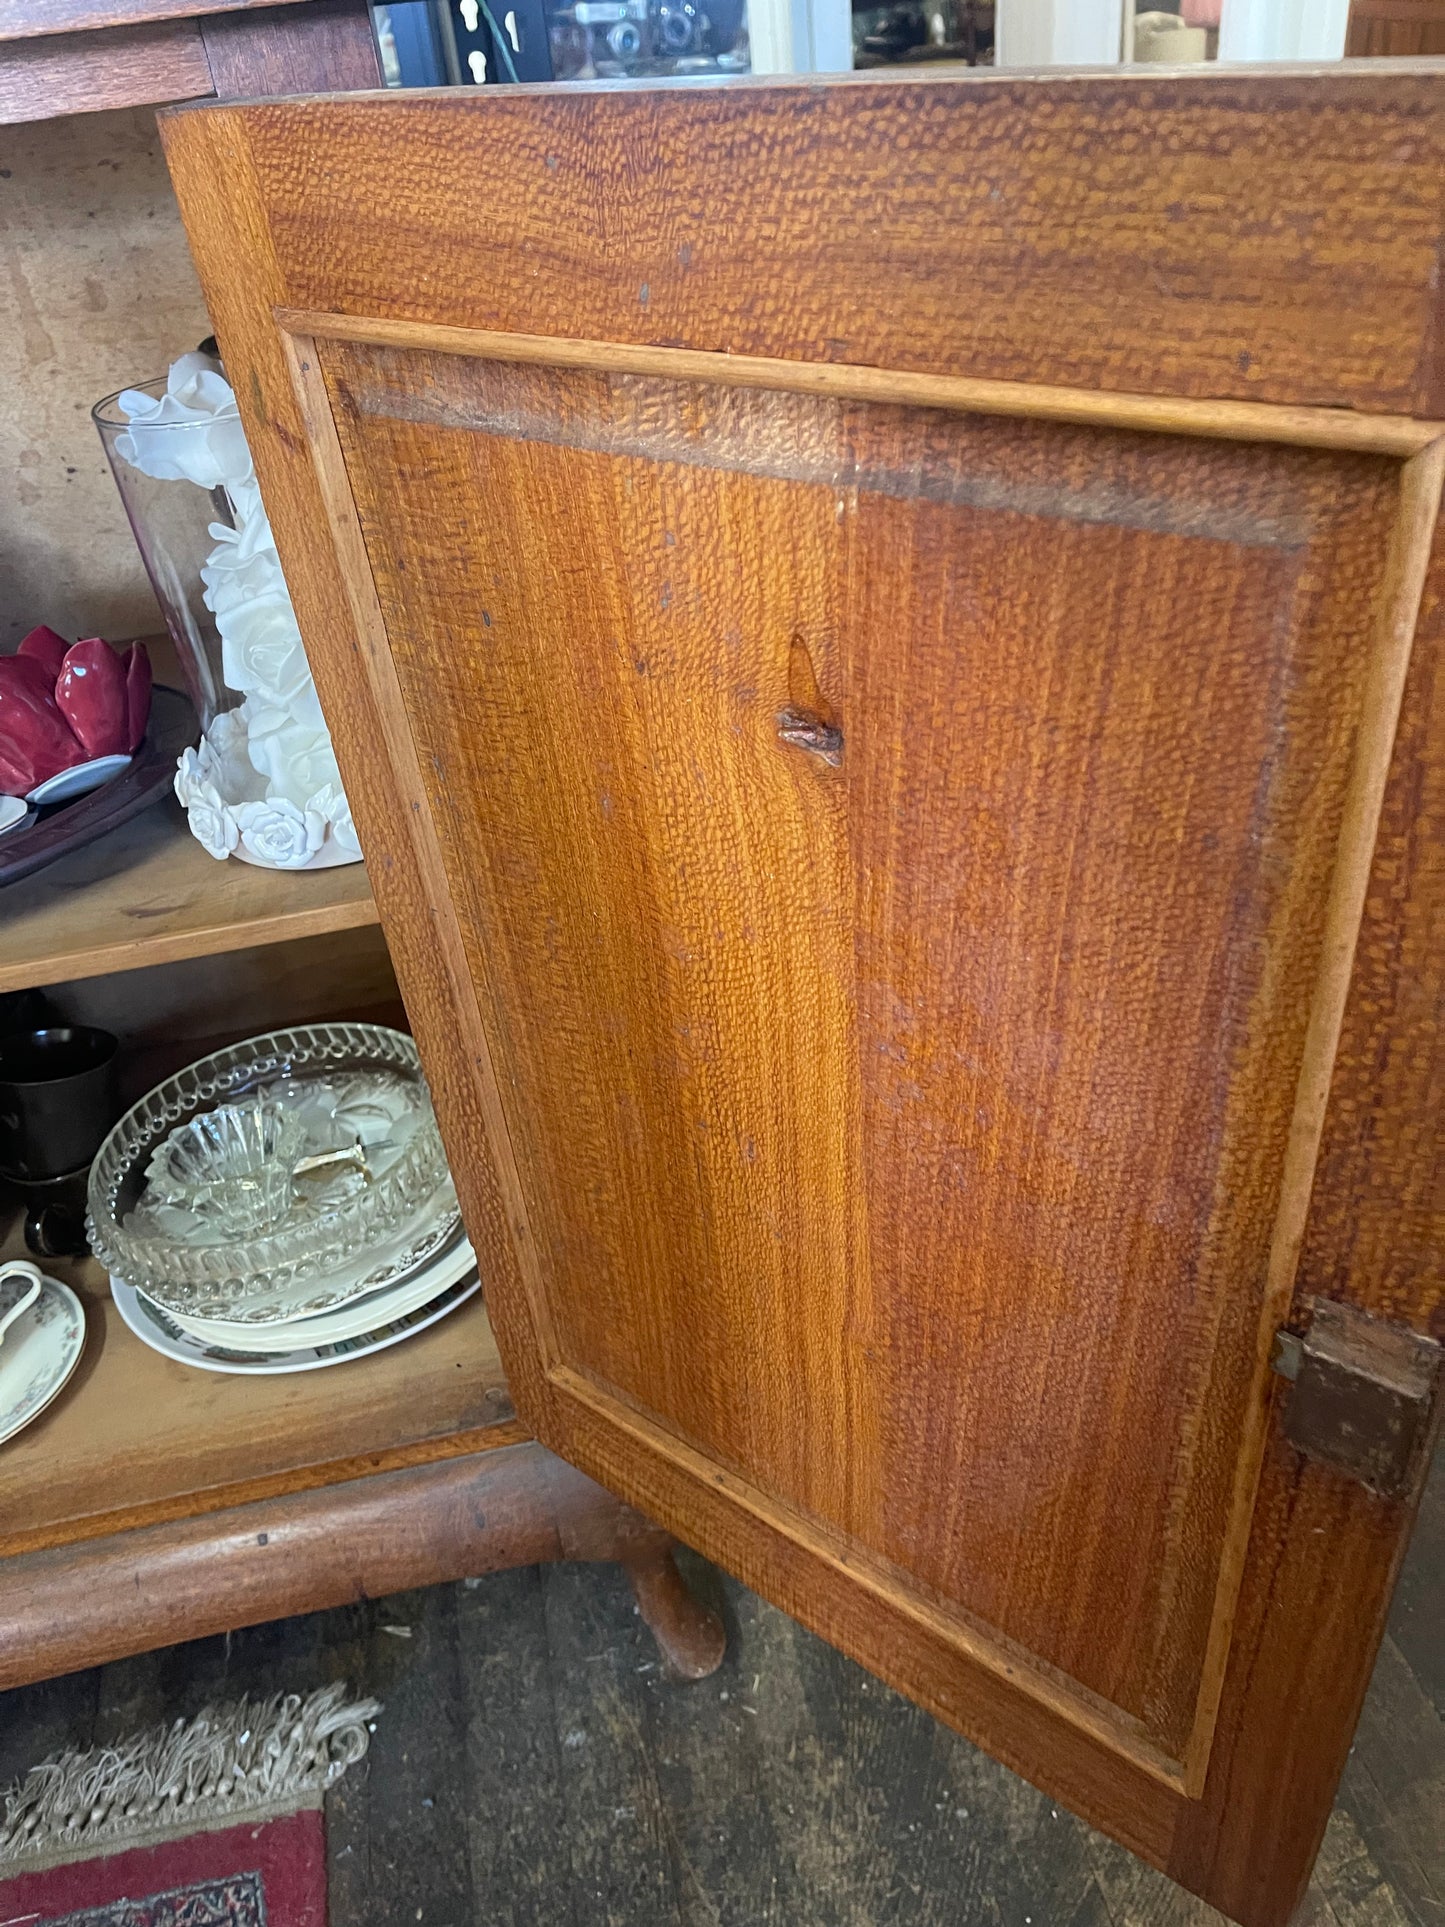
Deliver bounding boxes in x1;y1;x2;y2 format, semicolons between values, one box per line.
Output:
748;0;852;71
993;0;1349;65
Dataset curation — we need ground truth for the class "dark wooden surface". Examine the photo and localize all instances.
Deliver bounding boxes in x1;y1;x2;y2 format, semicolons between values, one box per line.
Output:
200;0;378;97
1347;0;1445;54
160;76;1445;1927
0;19;210;123
0;1453;1437;1927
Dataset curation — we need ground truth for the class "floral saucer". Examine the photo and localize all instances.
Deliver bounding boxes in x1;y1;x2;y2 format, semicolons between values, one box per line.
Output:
0;1269;86;1446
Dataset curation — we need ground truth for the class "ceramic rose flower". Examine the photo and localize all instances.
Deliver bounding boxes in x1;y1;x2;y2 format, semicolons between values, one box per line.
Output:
201;514;286;619
218;594;323;726
307;781;362;859
174;758;240;862
115;353;253;491
245;708;341;805
236;796;324;869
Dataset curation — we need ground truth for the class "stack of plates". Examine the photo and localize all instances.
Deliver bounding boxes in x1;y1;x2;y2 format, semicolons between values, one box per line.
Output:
91;1024;481;1376
113;1179;479;1375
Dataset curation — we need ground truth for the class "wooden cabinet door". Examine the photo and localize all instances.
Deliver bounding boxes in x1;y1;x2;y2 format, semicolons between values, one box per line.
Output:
162;71;1445;1927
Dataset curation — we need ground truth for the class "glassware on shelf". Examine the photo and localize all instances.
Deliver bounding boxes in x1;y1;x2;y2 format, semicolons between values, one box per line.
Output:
94;382;235;733
87;1024;452;1315
94;355;361;871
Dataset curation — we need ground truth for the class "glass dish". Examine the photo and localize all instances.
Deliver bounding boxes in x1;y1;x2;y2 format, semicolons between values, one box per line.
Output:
87;1024;450;1316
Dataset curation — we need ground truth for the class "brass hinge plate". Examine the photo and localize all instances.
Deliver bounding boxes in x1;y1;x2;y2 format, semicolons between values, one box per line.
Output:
1272;1300;1443;1500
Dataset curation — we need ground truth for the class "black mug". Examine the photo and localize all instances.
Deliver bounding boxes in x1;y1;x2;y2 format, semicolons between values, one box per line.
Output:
12;1166;92;1258
0;1026;119;1183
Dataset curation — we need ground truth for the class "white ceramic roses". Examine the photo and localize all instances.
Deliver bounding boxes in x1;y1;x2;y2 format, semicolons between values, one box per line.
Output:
117;353;361;871
236;797;326;869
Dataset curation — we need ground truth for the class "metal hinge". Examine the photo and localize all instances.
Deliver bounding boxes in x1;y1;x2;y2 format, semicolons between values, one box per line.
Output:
1271;1300;1443;1500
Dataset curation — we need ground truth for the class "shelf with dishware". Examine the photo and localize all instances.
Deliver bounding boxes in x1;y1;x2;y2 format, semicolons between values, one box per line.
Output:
0;1205;724;1689
0;1219;519;1566
0;0;726;1704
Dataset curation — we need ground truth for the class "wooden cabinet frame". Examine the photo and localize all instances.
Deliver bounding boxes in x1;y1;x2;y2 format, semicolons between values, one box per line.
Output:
0;0;724;1726
159;71;1445;1927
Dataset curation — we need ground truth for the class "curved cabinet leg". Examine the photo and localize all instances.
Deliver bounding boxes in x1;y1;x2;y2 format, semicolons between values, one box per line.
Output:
543;1452;726;1679
620;1539;727;1680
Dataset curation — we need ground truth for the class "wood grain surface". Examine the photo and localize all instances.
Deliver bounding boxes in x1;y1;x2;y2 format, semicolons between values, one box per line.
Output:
324;341;1404;1767
276;313;1445;457
198;0;378;97
0;0;333;38
160;76;1445;1927
0;20;211;124
206;70;1445;414
0;800;379;992
0;1443;721;1691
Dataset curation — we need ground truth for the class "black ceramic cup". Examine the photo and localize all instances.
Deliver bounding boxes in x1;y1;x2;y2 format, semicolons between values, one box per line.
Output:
0;1026;119;1183
12;1165;92;1258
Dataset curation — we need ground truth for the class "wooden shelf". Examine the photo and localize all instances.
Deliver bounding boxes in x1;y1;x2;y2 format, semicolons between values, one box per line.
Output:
0;1218;521;1559
0;796;381;993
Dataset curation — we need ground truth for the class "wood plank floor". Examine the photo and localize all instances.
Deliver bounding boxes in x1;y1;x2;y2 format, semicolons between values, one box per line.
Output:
1;1456;1439;1927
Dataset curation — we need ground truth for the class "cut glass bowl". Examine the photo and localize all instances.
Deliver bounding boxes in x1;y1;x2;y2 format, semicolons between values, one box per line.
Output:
87;1024;451;1315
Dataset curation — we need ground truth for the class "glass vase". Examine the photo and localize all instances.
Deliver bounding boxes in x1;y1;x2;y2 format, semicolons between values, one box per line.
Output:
93;359;361;872
94;380;238;733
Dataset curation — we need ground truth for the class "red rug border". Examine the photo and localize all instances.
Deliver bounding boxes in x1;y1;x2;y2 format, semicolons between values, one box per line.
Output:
0;1805;326;1926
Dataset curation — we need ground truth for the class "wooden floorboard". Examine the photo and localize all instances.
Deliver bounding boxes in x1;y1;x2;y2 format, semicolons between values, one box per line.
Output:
0;1459;1438;1926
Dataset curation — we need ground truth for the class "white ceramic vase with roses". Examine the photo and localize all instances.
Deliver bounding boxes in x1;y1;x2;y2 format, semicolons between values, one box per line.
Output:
115;352;361;871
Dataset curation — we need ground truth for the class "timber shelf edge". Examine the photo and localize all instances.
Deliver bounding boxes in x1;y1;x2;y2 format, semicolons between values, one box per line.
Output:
0;1223;520;1561
1;795;381;993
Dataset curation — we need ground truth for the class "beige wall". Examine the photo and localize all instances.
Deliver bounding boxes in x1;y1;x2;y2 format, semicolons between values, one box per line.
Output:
0;107;212;652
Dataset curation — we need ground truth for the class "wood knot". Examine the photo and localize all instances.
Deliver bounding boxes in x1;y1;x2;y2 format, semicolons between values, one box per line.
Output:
777;708;844;766
779;634;843;765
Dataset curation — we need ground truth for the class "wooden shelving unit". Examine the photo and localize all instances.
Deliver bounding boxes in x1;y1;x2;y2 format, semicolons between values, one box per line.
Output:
0;1;724;1698
0;1222;520;1562
1;798;380;993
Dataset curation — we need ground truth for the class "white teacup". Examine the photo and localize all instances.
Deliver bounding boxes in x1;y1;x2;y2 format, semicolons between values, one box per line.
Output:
0;1260;43;1347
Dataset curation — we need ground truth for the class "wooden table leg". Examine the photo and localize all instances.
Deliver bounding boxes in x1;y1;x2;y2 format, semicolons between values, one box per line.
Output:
541;1453;727;1679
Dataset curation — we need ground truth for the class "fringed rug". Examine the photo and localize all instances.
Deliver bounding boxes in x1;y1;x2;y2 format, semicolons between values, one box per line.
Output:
0;1684;379;1927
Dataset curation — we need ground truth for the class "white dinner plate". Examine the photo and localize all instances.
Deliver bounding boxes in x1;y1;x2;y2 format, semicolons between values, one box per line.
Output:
0;1274;86;1445
112;1267;480;1375
160;1232;475;1350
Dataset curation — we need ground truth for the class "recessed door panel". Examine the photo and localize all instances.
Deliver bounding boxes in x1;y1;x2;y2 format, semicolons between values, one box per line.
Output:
324;343;1397;1760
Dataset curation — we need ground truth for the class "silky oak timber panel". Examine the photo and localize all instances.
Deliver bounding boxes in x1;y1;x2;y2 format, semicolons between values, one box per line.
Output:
175;72;1445;415
322;345;1397;1769
159;74;1445;1927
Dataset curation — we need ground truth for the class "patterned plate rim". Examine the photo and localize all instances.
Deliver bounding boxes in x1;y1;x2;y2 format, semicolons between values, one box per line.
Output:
138;1183;463;1326
0;1277;86;1445
113;1269;481;1375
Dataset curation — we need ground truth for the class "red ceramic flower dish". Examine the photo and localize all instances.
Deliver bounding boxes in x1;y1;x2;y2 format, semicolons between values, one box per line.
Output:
0;628;153;794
